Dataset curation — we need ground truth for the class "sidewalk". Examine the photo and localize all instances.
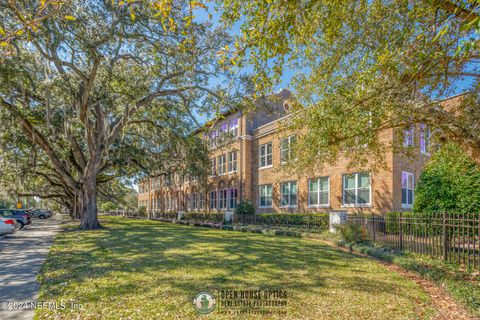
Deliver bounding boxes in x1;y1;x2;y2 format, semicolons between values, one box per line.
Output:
0;215;64;320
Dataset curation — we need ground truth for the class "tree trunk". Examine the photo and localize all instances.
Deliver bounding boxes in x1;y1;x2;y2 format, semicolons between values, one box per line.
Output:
79;176;102;230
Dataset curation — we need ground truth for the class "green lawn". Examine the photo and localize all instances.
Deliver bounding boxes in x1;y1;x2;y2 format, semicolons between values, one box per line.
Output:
36;216;435;319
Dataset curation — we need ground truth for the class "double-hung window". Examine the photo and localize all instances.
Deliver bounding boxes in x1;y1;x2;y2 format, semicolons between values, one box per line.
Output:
280;135;296;163
259;184;273;208
210;191;217;209
403;125;414;147
229;118;238;137
191;193;197;210
402;171;414;208
308;177;330;207
228;151;237;173
342;172;371;206
209;130;217;148
218;123;228;143
259;142;273;168
219;189;227;209
280;181;297;207
229;188;238;209
199;193;204;209
420;124;431;154
217;154;226;175
210;158;216;176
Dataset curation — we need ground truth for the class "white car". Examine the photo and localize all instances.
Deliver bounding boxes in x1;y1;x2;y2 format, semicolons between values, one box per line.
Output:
0;216;16;236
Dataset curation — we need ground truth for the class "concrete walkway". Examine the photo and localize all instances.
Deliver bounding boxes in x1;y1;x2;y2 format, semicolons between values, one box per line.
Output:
0;215;63;320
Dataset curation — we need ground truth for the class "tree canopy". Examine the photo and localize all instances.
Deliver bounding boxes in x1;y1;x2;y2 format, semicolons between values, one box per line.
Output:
218;0;480;170
0;0;245;229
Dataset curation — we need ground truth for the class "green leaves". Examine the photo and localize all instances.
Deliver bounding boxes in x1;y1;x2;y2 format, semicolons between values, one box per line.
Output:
217;0;480;170
414;143;480;213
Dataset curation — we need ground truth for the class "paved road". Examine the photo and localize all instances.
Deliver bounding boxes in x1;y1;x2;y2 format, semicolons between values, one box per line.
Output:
0;215;63;320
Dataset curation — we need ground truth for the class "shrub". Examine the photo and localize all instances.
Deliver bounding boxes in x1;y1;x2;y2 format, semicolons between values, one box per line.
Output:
258;213;329;228
235;200;255;215
414;143;480;213
138;206;146;215
100;201;117;212
336;224;369;243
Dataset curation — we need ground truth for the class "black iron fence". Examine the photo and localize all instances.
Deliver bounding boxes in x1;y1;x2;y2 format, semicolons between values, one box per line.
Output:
235;213;329;232
347;212;480;271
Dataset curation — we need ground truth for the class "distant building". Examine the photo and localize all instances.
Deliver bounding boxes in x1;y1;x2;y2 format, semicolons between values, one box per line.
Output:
138;89;438;214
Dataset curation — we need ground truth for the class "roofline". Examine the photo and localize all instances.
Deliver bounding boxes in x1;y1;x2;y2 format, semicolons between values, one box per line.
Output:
435;92;470;103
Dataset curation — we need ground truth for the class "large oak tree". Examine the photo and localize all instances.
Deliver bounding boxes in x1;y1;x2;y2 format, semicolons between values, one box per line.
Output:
0;0;240;229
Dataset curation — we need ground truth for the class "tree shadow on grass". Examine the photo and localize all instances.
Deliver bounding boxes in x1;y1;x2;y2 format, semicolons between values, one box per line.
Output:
39;217;427;313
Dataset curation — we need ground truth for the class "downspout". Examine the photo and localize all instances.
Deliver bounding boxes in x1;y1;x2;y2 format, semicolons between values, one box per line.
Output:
239;112;243;202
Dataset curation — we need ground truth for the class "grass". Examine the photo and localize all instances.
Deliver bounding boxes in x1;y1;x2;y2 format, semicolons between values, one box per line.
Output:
36;216;435;319
348;243;480;317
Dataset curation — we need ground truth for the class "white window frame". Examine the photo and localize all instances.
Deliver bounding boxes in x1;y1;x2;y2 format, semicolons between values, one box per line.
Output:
192;193;197;210
209;130;217;148
420;124;431;155
228;188;238;209
218;189;227;209
217;154;226;175
209;191;217;209
258;184;273;208
210;158;216;176
401;171;415;208
228;151;237;173
280;181;298;208
199;193;205;209
308;177;330;207
280;135;296;164
259;142;273;169
217;123;228;143
342;172;371;207
403;125;414;147
229;118;239;137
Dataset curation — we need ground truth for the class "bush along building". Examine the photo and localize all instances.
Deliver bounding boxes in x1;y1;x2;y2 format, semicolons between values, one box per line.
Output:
138;89;439;215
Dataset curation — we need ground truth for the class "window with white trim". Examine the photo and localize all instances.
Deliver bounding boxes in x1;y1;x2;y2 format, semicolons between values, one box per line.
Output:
199;193;205;209
228;151;237;173
229;118;238;137
209;130;217;147
192;193;197;210
342;172;371;206
229;188;238;209
259;184;273;208
420;124;431;154
209;191;217;209
281;181;297;207
259;142;273;168
280;135;296;163
217;154;226;175
308;177;330;207
219;189;227;209
210;158;216;176
403;125;414;147
402;171;414;208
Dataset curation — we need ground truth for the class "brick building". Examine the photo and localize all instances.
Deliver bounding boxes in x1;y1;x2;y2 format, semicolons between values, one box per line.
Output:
138;89;433;214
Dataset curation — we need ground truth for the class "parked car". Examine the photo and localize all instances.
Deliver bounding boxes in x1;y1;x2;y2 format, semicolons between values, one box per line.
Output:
0;217;15;235
27;208;52;219
0;209;32;230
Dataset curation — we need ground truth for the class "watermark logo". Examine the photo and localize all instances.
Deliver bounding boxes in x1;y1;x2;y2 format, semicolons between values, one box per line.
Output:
193;291;216;314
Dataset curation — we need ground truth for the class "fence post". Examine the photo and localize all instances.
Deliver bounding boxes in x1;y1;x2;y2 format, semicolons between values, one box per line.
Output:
371;212;376;243
443;211;448;262
399;212;403;251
